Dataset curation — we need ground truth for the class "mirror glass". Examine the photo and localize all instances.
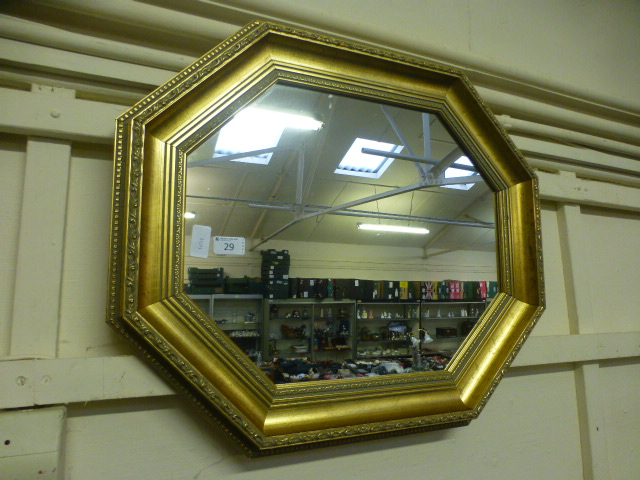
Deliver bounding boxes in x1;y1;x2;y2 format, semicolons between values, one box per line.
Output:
184;84;496;384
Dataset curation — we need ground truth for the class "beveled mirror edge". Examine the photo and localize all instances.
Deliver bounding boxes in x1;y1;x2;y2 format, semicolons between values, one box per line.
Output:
107;21;545;455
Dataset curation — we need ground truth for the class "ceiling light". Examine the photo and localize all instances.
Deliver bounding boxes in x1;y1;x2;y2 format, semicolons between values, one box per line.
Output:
184;211;196;219
263;110;324;131
232;108;323;131
357;223;429;234
334;138;402;179
213;108;323;165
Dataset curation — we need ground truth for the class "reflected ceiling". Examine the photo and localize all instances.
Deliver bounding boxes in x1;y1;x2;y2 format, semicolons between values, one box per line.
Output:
185;84;494;252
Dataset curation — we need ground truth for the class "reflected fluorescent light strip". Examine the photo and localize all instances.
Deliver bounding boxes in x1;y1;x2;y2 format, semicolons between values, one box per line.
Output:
266;110;324;131
234;108;323;131
357;223;429;234
184;211;196;219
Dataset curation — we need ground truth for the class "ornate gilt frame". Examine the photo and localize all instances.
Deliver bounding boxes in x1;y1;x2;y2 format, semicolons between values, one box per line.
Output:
108;22;544;456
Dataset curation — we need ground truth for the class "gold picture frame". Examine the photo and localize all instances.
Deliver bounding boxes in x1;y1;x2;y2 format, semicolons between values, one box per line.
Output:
108;21;544;456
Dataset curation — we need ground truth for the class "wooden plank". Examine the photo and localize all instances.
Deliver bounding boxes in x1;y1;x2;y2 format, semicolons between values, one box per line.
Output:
57;158;126;358
0;13;196;71
537;170;640;213
580;208;640;332
0;146;25;356
551;182;610;479
555;179;595;334
0;86;126;143
25;0;238;46
0;37;174;90
534;205;571;335
61;371;584;480
596;359;640;480
512;135;640;177
512;332;640;367
1;332;637;409
10;138;70;358
0;356;173;409
574;363;610;480
0;406;65;480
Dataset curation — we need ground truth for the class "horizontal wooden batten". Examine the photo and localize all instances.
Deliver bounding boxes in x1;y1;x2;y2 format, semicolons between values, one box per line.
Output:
1;332;637;410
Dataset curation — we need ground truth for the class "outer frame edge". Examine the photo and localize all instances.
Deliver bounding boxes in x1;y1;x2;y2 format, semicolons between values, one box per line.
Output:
107;21;546;456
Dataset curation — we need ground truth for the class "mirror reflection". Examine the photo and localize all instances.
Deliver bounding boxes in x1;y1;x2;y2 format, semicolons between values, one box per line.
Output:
184;84;496;384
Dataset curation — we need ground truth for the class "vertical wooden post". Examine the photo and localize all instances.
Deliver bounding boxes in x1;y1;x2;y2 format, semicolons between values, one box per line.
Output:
556;171;609;480
10;93;72;358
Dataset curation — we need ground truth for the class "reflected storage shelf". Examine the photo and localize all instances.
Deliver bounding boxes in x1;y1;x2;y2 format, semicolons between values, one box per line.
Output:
355;302;421;359
265;299;355;361
186;293;264;360
212;294;264;359
421;300;487;348
189;294;214;318
191;293;490;361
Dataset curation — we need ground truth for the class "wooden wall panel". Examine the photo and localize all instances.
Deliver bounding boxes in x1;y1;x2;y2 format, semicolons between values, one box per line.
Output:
10;137;70;359
61;368;584;480
58;157;130;358
536;203;571;336
599;359;640;480
0;143;26;356
581;208;640;334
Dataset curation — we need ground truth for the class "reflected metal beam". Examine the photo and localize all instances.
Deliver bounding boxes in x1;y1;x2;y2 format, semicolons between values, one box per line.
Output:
427;146;466;178
187;146;293;167
422;176;485;187
251;218;300;251
361;148;476;172
251;174;490;247
380;104;429;178
252;180;458;249
422;190;494;253
249;148;298;239
186;194;494;228
422;112;432;161
295;147;304;214
219;170;249;235
187;194;288;206
296;181;428;223
247;203;494;228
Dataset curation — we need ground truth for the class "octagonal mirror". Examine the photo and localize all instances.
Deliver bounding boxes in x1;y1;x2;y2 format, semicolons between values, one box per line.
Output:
109;22;544;455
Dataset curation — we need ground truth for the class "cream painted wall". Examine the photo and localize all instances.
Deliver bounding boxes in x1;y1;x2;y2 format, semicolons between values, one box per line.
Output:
581;208;640;333
0;1;639;479
216;0;640;112
185;237;498;280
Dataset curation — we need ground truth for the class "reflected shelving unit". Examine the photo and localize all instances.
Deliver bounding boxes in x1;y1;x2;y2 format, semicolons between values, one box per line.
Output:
265;299;355;362
421;300;487;352
355;302;421;359
211;294;264;361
